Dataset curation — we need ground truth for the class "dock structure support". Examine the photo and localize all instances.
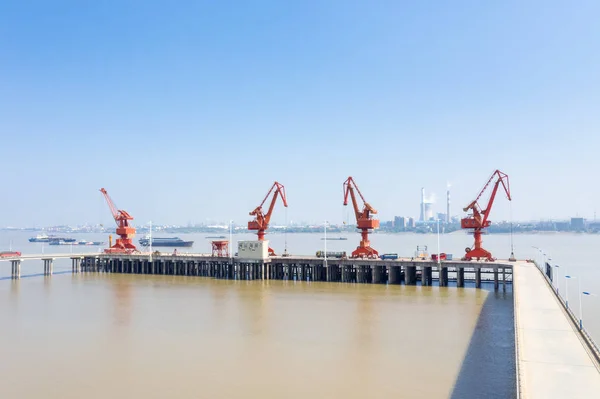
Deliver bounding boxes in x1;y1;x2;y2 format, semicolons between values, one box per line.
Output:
11;260;21;279
439;266;448;287
388;266;400;284
43;258;54;276
493;268;499;291
457;267;465;288
372;266;380;284
405;266;417;285
80;255;515;290
71;258;82;274
422;266;432;286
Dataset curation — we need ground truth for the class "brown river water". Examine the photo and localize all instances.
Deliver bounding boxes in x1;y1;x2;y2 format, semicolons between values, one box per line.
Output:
0;272;515;398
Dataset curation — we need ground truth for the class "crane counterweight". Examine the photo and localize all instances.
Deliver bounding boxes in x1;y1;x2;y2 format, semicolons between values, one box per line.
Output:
343;177;379;258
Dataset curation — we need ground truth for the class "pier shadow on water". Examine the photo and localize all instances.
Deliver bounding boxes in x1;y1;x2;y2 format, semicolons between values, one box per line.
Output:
450;286;516;399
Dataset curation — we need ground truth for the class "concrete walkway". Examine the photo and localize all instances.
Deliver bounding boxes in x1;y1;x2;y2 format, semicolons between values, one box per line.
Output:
514;260;600;398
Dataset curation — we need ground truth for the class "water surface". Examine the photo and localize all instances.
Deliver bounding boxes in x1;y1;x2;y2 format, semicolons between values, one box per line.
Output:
0;273;514;398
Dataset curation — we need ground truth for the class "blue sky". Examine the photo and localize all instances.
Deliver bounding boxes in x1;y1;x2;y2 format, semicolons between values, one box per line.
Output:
1;0;599;227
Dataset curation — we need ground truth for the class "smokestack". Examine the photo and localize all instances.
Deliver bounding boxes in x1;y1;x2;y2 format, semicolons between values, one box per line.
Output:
420;187;425;222
446;187;450;224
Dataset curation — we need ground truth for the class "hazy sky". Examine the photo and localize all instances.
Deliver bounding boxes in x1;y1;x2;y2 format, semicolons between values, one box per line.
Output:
1;1;599;227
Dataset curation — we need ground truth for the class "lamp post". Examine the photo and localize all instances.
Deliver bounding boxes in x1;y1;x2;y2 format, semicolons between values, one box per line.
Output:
565;274;575;310
553;265;560;295
324;221;328;268
531;246;542;269
581;291;596;331
229;220;233;259
436;218;441;264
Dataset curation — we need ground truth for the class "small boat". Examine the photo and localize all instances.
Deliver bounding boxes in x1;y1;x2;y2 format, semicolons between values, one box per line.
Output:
139;236;194;247
205;235;227;239
320;237;348;240
77;240;104;246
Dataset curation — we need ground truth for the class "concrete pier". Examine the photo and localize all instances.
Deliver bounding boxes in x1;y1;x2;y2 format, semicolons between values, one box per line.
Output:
10;260;21;279
423;266;432;286
1;252;514;291
514;260;600;398
439;266;448;287
71;254;513;292
493;268;499;291
43;258;53;275
71;257;82;274
457;267;465;287
405;266;417;285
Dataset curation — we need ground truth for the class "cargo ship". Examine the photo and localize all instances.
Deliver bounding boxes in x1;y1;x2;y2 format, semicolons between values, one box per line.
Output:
29;234;76;243
138;236;194;247
320;237;348;240
49;240;104;246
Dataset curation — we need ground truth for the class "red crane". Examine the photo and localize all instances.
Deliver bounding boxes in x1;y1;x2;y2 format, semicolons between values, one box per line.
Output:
343;176;380;259
248;181;288;256
461;170;511;261
100;188;138;254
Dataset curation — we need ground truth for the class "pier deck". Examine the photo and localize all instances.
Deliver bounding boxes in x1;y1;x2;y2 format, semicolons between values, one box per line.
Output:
514;260;600;398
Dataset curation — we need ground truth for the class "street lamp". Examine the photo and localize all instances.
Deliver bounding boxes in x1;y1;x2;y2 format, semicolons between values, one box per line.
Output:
581;291;596;330
553;265;561;294
323;221;328;267
531;246;542;269
229;220;233;259
565;275;576;311
436;218;441;264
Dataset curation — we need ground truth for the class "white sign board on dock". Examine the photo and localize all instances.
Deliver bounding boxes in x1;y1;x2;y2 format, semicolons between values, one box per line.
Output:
237;240;269;260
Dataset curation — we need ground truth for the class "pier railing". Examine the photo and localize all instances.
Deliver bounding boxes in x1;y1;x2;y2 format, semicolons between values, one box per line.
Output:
534;260;600;365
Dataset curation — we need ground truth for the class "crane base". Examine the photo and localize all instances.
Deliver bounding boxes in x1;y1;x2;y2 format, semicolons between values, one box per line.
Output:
350;247;379;259
462;247;494;262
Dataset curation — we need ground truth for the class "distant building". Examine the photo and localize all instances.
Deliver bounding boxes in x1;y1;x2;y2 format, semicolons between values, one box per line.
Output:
394;216;407;229
436;213;447;222
408;217;416;228
588;222;600;232
571;217;585;230
554;221;570;231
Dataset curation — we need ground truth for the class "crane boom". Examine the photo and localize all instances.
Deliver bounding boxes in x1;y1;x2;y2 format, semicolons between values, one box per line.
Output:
100;188;133;225
248;181;288;256
461;170;511;261
343;177;379;258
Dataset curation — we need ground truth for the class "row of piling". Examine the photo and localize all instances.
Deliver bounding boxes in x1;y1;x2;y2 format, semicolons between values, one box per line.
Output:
78;255;512;290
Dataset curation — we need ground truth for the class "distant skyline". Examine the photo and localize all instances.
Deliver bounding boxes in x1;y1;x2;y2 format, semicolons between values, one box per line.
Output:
2;1;599;226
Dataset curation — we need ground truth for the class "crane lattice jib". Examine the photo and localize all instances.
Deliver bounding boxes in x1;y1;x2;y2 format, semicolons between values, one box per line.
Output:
343;177;378;221
248;182;288;230
100;188;134;226
464;170;511;226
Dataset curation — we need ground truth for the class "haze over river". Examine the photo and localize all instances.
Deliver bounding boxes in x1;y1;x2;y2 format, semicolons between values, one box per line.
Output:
1;230;597;398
